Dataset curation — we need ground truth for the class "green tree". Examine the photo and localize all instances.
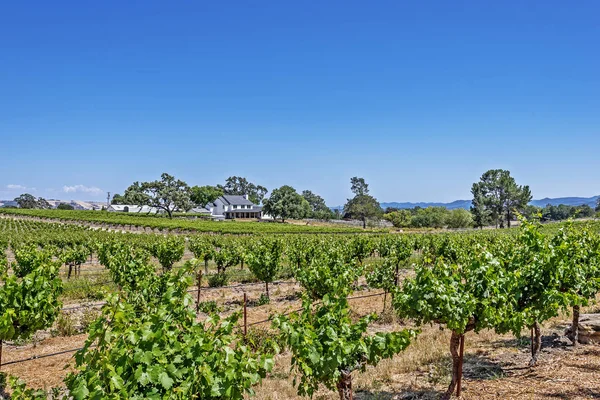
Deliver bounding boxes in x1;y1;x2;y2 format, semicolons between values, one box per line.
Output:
36;197;51;209
123;173;193;218
263;185;311;222
470;184;491;228
218;176;267;205
111;193;125;205
333;209;342;220
410;207;449;228
14;193;38;209
575;204;596;218
190;185;223;207
13;194;51;209
122;182;151;205
344;195;382;229
57;203;75;210
471;169;532;228
596;198;600;212
301;190;333;219
383;209;412;228
343;178;382;229
445;208;473;229
350;177;369;196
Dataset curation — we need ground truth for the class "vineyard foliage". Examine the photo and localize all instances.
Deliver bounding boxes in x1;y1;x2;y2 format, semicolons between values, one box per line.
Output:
1;249;63;342
0;215;600;399
274;294;416;399
65;266;274;399
245;237;284;298
0;209;367;234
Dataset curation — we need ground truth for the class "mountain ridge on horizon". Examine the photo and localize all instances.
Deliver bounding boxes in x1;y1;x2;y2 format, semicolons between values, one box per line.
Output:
334;195;600;211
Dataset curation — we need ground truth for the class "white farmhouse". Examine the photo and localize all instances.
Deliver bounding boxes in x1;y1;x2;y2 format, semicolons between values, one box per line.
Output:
106;195;261;220
209;195;262;219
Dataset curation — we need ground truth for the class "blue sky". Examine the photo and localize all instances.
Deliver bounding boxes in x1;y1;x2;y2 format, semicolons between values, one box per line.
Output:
1;1;599;206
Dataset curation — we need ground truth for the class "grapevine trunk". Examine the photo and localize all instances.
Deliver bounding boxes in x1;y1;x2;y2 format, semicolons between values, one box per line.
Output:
568;305;580;346
442;331;462;400
336;370;353;400
529;321;542;366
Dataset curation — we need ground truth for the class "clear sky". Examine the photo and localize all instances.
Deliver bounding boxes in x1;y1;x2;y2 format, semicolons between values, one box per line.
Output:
1;1;599;206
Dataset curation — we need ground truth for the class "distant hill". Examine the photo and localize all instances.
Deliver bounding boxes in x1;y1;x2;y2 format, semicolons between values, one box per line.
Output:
529;196;599;208
333;195;599;211
380;200;472;210
0;199;105;210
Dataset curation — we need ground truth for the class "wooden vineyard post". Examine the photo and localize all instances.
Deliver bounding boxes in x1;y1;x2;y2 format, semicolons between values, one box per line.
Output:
243;292;248;339
0;339;3;370
195;270;203;314
456;334;465;397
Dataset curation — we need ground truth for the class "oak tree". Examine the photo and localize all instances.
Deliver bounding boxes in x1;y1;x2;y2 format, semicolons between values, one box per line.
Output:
263;186;311;222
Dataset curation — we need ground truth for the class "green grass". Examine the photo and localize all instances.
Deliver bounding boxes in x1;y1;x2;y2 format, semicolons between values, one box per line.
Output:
61;275;116;301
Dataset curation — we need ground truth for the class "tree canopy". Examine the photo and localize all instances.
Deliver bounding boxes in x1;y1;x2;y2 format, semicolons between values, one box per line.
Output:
263;185;310;222
541;203;595;221
190;185;223;207
57;203;75;210
14;194;51;209
445;208;473;229
302;190;334;220
383;209;413;228
122;173;193;218
111;193;125;205
218;176;267;205
384;207;473;229
410;206;448;228
343;177;382;229
470;169;532;228
350;177;369;196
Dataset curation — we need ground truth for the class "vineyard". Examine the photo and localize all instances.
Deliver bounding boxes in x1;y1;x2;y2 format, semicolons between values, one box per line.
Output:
0;209;369;234
0;217;600;399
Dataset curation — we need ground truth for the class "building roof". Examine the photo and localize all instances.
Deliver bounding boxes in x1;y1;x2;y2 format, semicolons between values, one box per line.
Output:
108;205;160;213
188;207;212;214
218;195;255;206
